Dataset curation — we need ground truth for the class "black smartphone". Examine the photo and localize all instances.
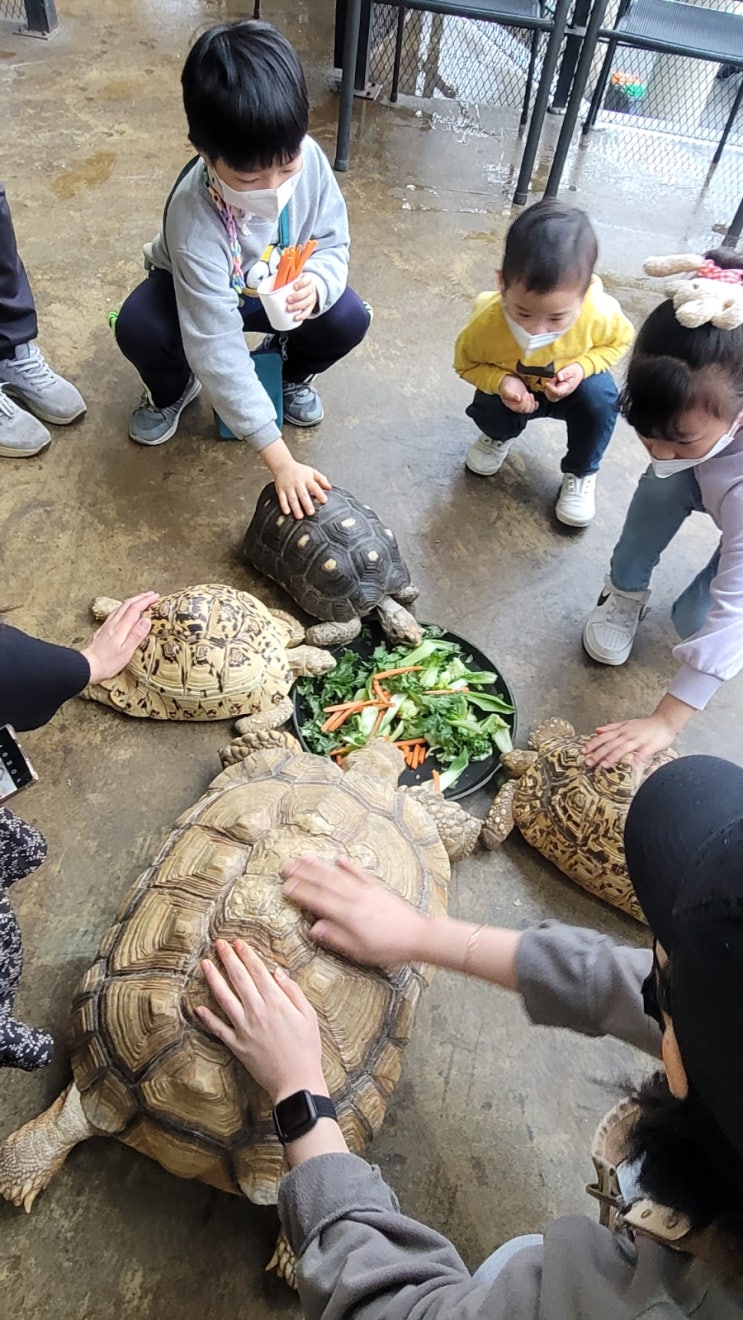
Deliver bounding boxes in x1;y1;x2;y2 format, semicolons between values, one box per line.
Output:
0;724;38;802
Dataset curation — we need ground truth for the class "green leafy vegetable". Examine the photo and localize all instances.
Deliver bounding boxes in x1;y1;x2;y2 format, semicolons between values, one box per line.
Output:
295;628;515;792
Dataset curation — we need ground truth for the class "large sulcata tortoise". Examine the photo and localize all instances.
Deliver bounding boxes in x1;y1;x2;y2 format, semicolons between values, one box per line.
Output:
0;734;481;1283
481;717;675;922
242;484;423;647
82;583;334;723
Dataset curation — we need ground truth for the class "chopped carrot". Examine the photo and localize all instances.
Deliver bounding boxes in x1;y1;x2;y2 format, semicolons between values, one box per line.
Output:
320;708;355;733
432;769;441;793
323;698;383;713
373;666;424;681
413;745;425;770
392;738;427;748
369;706;388;738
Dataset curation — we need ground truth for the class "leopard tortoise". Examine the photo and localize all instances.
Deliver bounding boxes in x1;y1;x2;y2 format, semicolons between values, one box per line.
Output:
242;483;423;647
481;717;675;922
82;583;334;723
0;733;481;1285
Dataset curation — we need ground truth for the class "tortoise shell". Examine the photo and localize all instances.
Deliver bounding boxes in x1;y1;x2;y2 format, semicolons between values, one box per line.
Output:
96;584;293;720
243;484;413;623
68;745;449;1204
512;732;674;922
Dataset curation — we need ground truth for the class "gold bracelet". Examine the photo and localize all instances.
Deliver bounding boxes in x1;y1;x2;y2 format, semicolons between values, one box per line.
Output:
463;923;486;973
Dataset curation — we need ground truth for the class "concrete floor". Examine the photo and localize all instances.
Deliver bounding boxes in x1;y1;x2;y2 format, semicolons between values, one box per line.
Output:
1;2;740;1316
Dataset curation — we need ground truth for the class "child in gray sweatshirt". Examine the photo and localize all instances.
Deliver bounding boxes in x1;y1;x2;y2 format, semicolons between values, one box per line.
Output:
582;248;743;767
114;20;370;519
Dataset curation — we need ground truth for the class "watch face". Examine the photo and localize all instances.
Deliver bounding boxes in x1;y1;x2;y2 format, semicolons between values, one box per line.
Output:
274;1090;318;1143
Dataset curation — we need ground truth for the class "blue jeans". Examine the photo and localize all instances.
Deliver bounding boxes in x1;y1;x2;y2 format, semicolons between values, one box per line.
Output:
115;268;370;408
611;465;720;639
472;1234;544;1283
465;371;619;476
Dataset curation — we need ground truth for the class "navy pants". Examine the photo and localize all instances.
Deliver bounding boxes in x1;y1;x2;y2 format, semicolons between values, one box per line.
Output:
466;370;620;477
115;267;370;408
0;184;37;360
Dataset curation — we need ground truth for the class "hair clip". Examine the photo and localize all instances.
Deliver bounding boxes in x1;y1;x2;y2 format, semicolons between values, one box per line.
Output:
643;253;743;330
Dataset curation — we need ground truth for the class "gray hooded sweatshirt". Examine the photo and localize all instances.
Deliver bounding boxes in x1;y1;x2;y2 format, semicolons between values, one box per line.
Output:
148;136;350;450
278;922;743;1318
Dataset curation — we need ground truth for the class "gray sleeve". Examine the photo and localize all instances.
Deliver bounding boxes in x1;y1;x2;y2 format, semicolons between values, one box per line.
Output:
293;140;350;315
515;921;660;1057
279;1153;543;1320
168;243;281;450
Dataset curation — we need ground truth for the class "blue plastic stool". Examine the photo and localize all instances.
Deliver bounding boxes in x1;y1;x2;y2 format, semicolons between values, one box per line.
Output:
215;347;283;438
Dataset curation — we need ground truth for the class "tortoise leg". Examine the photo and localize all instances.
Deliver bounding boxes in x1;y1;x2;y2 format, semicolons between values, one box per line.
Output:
304;617;362;647
220;698;300;766
268;609;306;647
266;1226;299;1290
404;786;481;861
0;1081;98;1212
90;595;122;622
393;583;420;606
375;596;423;647
286;644;336;678
481;780;518;850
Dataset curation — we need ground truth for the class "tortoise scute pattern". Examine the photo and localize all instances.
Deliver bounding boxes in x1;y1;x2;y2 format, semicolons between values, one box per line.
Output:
512;732;674;922
97;585;294;720
67;746;449;1207
243;485;413;623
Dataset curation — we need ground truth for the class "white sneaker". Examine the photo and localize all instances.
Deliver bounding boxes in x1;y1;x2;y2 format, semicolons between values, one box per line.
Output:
556;473;597;526
465;434;514;476
0;388;51;457
583;577;650;665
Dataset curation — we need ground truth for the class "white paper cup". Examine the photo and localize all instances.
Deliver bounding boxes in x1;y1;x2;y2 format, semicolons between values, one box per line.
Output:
256;273;297;332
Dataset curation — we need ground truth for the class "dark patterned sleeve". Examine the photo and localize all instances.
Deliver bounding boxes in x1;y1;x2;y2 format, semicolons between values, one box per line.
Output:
0;624;90;731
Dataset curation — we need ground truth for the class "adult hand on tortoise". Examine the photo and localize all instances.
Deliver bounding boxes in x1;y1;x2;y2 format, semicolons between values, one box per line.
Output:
197;938;326;1103
583;714;678;769
283;855;427;967
81;591;158;685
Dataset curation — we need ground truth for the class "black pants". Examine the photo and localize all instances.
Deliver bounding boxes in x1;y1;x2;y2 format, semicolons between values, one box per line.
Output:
115;268;370;407
0;184;37;360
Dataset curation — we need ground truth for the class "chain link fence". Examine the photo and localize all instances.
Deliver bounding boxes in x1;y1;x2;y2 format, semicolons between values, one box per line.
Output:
588;50;742;151
368;4;557;111
0;0;57;33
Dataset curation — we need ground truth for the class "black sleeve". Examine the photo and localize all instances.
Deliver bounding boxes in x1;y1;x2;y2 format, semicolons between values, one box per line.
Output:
0;624;91;731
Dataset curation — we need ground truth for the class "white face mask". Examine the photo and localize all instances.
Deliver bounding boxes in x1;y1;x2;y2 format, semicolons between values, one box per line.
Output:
208;165;302;222
502;308;565;355
651;416;742;478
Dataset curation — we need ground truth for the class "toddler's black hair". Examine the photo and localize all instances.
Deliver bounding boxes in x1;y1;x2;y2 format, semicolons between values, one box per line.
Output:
182;20;309;171
501;201;598;294
622;248;743;441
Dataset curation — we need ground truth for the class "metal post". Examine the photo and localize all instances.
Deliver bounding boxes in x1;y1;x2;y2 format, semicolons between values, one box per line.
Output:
513;0;573;206
543;0;609;198
712;77;743;167
550;0;591;111
23;0;57;34
725;194;743;247
334;0;364;172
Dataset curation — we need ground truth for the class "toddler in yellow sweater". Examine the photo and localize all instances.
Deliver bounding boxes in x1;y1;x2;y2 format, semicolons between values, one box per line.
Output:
454;201;634;526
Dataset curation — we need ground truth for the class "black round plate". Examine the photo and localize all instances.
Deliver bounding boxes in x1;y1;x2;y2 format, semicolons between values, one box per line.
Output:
292;621;517;801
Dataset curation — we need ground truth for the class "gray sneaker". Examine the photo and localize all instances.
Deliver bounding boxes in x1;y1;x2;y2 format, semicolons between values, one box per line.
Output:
129;375;202;446
0;388;52;457
283;376;324;427
0;343;86;424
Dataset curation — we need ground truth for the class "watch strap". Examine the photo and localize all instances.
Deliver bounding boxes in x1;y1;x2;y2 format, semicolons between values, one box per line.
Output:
272;1090;338;1145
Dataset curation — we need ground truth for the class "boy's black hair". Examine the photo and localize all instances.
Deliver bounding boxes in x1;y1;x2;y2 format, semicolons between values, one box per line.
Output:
628;1070;743;1238
501;201;598;295
182;20;309;171
622;248;743;440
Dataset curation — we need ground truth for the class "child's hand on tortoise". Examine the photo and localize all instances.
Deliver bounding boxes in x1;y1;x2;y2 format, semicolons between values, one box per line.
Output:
283;854;427;967
262;438;331;518
81;591;158;684
544;362;584;402
197;938;326;1103
499;374;538;414
286;274;319;323
583;713;678;769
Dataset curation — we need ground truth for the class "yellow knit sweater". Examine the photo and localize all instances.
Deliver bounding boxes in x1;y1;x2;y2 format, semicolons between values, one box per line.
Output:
454;276;635;396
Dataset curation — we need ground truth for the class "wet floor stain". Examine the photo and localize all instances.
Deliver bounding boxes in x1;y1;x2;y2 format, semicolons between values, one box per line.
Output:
53;149;117;200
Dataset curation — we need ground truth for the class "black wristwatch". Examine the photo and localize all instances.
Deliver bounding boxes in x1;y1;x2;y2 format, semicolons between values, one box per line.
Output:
272;1090;337;1145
